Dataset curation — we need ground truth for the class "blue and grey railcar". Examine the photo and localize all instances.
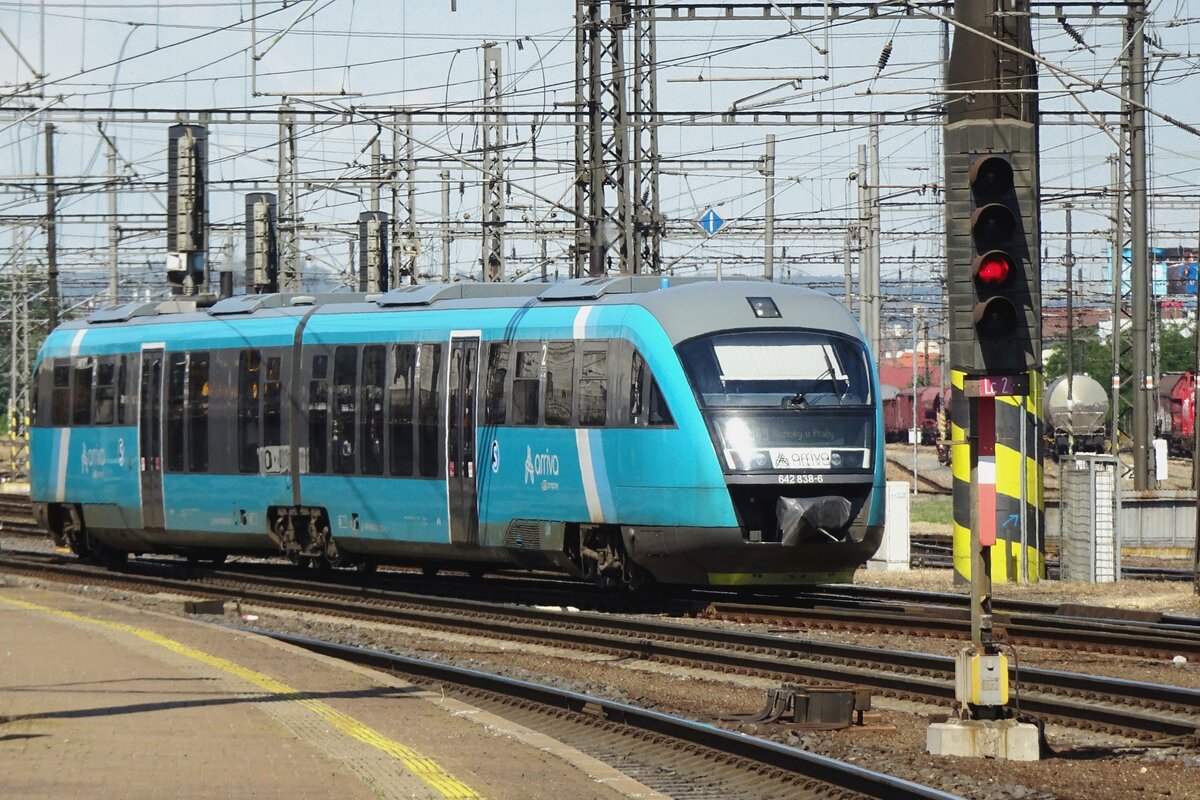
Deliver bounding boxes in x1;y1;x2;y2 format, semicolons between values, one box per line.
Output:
30;277;885;587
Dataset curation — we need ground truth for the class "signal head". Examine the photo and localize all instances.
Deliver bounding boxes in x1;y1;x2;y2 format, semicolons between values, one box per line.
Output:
973;251;1013;285
970;203;1017;249
969;154;1014;199
973;296;1019;337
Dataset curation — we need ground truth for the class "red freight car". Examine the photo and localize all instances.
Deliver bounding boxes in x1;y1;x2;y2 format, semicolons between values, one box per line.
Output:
1156;371;1196;456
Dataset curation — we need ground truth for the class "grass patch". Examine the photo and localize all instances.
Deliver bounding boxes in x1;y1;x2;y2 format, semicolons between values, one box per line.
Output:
909;494;953;526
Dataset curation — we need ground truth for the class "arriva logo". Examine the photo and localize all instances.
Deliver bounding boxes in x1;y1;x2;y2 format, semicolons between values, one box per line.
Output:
524;446;559;485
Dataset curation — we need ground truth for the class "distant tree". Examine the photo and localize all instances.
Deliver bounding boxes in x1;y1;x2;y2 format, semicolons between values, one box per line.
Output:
1044;328;1119;385
1158;325;1197;374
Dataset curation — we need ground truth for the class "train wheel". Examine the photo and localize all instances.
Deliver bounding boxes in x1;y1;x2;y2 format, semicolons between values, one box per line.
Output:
356;558;378;576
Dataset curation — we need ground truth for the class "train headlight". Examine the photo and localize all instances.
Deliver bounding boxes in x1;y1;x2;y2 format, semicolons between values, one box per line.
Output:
830;452;843;467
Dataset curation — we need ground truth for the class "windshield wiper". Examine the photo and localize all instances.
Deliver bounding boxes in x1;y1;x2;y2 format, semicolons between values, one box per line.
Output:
817;348;847;406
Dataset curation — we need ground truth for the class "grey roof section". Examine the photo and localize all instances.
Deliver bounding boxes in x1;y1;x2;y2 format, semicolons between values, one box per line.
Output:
538;275;705;300
87;300;172;324
632;280;864;344
68;278;863;345
376;282;544;307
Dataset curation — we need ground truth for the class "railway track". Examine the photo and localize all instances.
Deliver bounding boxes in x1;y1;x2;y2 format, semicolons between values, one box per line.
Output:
3;548;1200;741
885;457;951;495
272;632;955;800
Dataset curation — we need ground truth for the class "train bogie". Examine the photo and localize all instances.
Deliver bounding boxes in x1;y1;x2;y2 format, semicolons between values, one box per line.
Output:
30;278;886;587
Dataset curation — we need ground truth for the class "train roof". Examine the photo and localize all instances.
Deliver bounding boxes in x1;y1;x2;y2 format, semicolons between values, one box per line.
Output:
62;276;864;345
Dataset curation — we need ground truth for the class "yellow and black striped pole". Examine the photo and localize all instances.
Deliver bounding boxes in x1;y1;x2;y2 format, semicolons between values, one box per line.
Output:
951;368;1045;583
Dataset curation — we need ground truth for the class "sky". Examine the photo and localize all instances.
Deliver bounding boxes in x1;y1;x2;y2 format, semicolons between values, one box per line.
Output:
0;0;1199;333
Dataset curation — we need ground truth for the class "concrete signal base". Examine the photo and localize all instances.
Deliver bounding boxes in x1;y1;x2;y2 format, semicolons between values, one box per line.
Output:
927;717;1042;761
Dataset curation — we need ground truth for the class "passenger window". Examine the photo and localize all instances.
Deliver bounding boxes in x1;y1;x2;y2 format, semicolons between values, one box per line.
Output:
578;347;607;427
544;342;574;427
166;353;186;471
117;355;130;425
188;353;210;472
417;343;442;478
512;347;541;425
72;357;94;426
308;354;329;474
94;360;117;425
361;345;385;475
263;356;282;448
51;362;70;426
332;346;358;475
389;344;415;476
484;342;510;425
237;349;262;473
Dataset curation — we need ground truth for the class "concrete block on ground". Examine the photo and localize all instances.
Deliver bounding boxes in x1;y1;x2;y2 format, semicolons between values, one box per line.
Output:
183;599;227;615
868;480;910;571
927;718;1040;761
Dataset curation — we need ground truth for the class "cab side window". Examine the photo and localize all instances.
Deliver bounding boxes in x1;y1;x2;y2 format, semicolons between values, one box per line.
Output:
630;349;673;427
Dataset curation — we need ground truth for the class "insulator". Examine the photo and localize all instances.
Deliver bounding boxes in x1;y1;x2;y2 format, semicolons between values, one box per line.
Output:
876;41;893;73
1058;17;1092;51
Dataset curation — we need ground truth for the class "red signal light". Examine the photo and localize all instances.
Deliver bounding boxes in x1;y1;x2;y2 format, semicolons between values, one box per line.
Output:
974;251;1013;285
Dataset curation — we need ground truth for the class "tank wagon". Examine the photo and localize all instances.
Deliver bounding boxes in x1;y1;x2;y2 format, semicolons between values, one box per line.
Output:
1044;374;1109;457
30;277;885;588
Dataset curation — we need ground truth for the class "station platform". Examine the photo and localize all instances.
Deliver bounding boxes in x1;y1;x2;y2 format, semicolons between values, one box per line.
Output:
0;582;660;800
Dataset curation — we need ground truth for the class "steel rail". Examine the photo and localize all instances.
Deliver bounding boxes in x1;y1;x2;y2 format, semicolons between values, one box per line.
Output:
3;551;1199;737
260;630;959;800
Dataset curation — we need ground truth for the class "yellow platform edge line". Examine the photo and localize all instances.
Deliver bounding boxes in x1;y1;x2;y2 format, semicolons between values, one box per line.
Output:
0;595;484;800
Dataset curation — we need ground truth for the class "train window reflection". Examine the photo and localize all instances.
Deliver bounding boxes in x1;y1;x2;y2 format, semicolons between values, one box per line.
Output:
544;342;574;426
188;353;210;472
484;342;510;425
51;362;70;426
389;344;415;476
578;348;607;427
678;331;871;408
512;347;541;425
332;346;358;475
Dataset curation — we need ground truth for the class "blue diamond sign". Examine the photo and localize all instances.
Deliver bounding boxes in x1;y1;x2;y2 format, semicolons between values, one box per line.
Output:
698;208;725;237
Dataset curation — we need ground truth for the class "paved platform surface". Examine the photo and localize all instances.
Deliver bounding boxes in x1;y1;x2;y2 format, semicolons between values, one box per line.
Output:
0;581;661;800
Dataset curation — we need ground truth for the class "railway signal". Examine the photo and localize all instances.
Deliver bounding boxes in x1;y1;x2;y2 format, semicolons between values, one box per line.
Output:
244;193;279;294
945;119;1041;377
358;211;389;292
166;124;208;293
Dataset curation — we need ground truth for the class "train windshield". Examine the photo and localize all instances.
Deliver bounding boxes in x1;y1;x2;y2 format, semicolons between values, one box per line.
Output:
678;330;872;409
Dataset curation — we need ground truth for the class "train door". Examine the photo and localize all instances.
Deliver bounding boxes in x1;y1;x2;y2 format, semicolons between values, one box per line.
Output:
139;348;165;530
447;335;480;546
